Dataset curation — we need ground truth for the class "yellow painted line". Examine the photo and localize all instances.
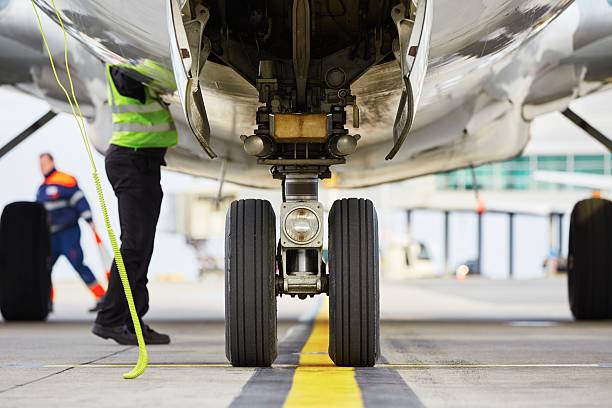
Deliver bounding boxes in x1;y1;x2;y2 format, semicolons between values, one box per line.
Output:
283;299;363;408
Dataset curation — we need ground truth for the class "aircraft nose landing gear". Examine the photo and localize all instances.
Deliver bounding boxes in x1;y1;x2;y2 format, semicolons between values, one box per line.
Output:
223;0;382;367
225;166;380;367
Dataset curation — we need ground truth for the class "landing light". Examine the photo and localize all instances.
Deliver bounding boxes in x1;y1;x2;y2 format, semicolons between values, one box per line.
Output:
284;207;319;244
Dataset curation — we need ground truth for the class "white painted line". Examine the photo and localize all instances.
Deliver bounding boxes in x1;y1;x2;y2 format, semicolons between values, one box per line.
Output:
43;363;296;369
381;363;608;369
42;362;612;369
508;321;560;327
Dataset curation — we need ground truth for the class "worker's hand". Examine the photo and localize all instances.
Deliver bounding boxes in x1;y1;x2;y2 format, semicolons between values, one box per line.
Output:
88;221;97;232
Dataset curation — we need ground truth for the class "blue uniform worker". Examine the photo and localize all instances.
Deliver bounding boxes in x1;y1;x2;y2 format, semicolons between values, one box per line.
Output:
36;153;106;306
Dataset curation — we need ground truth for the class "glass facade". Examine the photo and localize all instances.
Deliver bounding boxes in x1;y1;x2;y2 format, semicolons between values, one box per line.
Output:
437;154;612;191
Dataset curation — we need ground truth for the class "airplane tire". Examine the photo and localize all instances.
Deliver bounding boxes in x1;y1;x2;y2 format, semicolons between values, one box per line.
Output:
0;202;52;321
568;198;612;320
225;199;278;366
328;198;380;367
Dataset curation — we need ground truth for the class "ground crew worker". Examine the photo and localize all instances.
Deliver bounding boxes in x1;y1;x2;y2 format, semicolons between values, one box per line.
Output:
92;64;176;345
36;153;106;312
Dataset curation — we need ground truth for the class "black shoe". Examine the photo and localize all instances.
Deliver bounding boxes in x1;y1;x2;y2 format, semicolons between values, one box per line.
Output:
92;324;138;345
88;297;106;313
140;324;171;345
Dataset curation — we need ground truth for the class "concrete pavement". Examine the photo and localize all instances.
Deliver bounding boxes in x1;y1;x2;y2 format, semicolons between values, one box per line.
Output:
1;276;611;407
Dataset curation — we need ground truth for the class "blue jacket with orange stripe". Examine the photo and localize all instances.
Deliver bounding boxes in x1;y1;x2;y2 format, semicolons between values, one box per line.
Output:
36;168;93;233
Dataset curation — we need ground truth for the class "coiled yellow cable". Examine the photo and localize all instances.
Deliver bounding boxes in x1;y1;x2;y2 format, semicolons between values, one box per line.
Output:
30;0;148;379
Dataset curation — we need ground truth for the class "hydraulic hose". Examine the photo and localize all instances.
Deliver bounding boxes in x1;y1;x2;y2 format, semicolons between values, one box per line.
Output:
30;0;148;379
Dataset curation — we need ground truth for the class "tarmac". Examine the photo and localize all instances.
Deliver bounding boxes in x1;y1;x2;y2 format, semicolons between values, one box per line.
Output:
1;276;612;407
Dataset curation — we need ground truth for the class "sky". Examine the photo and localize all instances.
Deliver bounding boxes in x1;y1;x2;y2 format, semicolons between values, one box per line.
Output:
0;86;611;286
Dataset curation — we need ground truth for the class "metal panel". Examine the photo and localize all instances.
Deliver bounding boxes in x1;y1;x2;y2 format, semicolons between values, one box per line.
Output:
271;113;329;142
387;0;434;160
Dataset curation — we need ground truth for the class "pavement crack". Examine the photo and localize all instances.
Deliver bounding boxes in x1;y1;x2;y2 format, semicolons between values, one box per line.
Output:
0;346;133;395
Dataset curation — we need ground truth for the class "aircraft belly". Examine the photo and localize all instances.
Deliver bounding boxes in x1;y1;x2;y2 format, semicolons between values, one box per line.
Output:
430;0;575;63
17;0;580;189
33;0;172;67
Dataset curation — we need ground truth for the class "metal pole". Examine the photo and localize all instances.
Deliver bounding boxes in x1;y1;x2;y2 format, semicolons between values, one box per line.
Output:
214;158;228;210
0;111;57;160
477;212;483;275
406;209;412;233
547;213;557;275
558;213;564;256
562;108;612;153
548;213;555;255
508;213;514;279
444;211;450;274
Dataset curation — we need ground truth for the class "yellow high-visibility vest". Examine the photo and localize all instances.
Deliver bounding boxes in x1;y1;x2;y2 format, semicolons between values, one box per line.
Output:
106;65;177;149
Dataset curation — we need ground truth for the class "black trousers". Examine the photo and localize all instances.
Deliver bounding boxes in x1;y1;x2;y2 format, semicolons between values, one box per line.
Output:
96;145;166;328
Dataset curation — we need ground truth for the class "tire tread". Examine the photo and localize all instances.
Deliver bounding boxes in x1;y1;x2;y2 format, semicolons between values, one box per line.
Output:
0;202;51;321
225;199;277;366
568;198;612;320
329;198;379;366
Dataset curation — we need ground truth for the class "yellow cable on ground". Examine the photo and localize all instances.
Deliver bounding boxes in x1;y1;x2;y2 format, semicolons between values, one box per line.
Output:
30;0;148;379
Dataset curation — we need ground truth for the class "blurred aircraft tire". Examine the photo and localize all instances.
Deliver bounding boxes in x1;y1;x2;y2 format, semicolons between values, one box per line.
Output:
0;202;51;321
568;198;612;320
225;199;277;367
328;198;379;367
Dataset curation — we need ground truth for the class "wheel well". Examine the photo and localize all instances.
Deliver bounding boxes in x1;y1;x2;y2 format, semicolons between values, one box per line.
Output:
200;0;399;85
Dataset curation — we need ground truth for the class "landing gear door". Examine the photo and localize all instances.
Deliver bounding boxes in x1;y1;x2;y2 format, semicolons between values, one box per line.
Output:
167;0;217;158
386;0;434;160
